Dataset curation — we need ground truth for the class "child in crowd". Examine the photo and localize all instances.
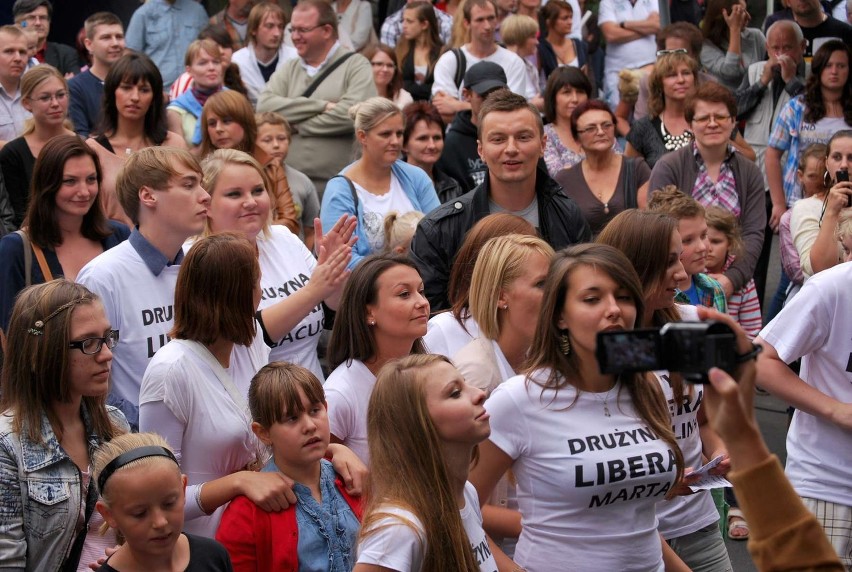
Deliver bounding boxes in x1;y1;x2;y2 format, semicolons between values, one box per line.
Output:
93;433;234;571
383;210;424;254
216;362;362;570
254;111;321;250
649;186;727;312
705;206;762;338
836;210;852;262
355;354;510;571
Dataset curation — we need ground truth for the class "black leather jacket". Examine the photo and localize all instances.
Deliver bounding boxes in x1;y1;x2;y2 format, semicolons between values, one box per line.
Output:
410;165;592;311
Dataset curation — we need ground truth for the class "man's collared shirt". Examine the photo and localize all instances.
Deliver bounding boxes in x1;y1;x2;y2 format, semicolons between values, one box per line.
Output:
299;41;341;78
0;83;30;142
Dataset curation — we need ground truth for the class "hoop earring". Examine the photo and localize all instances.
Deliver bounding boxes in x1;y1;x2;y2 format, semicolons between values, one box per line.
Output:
824;170;833;189
560;330;571;356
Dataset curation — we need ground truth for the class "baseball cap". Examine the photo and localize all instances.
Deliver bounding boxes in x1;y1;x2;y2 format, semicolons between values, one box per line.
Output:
464;61;508;96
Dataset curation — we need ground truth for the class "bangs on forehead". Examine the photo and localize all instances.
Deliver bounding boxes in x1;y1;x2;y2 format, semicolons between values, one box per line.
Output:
167;153;203;179
120;72;151;87
270;375;326;423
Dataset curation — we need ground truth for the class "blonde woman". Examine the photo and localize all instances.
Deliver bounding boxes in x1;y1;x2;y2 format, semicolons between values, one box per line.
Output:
454;234;554;395
0;65;75;228
321;97;439;268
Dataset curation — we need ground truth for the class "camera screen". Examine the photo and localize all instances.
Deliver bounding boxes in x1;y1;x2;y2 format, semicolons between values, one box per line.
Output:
597;330;661;374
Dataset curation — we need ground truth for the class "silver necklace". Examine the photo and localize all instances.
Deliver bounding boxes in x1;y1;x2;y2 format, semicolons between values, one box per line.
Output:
591;382;618;417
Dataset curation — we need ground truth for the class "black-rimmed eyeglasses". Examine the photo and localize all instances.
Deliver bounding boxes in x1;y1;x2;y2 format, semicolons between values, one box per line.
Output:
69;330;119;355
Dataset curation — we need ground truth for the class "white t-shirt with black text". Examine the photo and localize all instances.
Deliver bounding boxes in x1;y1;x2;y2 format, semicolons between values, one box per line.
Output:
485;369;677;571
356;481;498;572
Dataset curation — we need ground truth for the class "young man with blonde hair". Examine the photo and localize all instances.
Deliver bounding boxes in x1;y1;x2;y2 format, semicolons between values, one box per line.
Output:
77;147;210;428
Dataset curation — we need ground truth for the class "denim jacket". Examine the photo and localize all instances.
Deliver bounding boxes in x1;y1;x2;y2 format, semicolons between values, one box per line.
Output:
0;406;128;571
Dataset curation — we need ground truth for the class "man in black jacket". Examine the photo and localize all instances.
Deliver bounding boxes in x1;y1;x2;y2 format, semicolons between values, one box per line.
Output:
411;88;591;311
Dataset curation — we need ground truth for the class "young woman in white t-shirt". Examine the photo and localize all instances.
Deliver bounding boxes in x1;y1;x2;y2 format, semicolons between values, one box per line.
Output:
424;213;536;357
140;233;362;537
325;254;430;464
201;148;353;381
469;243;689;572
355;354;513;572
598;209;733;572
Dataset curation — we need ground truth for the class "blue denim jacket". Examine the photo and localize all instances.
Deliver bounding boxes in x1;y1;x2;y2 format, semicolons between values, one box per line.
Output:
0;406;128;571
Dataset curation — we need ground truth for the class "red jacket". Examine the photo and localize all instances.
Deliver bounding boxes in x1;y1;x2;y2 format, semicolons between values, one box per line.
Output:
215;475;363;571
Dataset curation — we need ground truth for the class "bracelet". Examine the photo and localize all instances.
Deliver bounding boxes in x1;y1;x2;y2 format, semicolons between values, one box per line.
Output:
195;482;212;515
735;342;763;363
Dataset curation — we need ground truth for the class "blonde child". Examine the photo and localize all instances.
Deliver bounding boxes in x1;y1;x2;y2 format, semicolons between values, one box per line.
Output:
254;111;320;250
704;206;763;338
93;433;233;571
383;210;424;254
836;210;852;263
216;362;362;571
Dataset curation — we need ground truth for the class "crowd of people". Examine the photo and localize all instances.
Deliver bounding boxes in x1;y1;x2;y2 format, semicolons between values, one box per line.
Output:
0;0;851;570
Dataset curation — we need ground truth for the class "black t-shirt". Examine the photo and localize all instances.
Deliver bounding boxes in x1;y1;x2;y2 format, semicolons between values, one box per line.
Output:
99;534;233;571
800;17;852;58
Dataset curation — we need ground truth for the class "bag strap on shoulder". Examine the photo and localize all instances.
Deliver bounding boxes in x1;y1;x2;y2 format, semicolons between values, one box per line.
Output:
302;51;357;98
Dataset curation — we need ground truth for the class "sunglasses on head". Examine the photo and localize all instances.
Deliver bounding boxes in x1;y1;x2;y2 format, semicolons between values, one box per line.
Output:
656;48;689;58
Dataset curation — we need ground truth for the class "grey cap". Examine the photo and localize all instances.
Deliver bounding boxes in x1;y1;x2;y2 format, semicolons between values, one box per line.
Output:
464;61;508;96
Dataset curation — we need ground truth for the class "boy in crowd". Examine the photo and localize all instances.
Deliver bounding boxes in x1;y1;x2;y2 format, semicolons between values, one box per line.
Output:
649;185;728;312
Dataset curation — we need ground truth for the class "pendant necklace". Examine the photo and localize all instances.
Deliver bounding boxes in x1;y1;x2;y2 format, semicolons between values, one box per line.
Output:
592;382;617;417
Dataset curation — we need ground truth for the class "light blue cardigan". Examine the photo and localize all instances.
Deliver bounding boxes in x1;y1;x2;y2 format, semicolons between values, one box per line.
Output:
321;160;440;268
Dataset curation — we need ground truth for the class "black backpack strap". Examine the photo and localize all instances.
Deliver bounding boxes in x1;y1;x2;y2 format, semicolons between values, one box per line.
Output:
622;158;638;210
452;48;466;92
302;51;357;98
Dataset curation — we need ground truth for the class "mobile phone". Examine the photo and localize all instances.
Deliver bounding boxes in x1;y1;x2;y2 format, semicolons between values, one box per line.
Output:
837;170;850;183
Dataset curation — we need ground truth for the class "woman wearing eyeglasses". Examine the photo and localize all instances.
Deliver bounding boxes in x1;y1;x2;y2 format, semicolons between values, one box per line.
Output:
365;44;413;110
0;279;129;571
0;65;75;229
554;100;650;235
626;51;755;170
0;135;130;333
649;81;766;301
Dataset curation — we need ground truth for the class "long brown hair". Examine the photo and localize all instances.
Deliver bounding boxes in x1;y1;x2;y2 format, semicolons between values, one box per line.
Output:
362;354;479;572
596;209;681;328
25;134;111;249
524;244;684;484
364;43;404;101
199;90;257;157
0;280;121;443
804;40;852;125
327;254;427;369
395;1;443;76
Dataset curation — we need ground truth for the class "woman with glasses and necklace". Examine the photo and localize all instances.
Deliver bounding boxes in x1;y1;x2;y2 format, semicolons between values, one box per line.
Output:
626;51;755;170
554;100;650;235
0;65;75;229
0;279;129;571
649;82;766;301
0;135;130;332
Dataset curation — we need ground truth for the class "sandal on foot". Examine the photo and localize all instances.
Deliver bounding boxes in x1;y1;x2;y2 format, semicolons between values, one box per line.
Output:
728;508;750;540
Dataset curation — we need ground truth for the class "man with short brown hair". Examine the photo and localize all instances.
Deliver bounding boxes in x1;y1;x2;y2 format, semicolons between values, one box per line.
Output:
411;89;591;310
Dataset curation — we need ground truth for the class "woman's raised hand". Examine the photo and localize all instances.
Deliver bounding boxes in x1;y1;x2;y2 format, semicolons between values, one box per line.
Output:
308;243;352;301
315;215;358;264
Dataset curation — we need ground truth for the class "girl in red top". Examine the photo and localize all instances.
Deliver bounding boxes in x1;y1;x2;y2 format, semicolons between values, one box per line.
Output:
216;363;363;571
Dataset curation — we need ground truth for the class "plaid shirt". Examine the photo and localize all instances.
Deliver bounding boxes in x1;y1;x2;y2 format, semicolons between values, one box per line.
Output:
675;273;728;313
768;95;806;207
692;142;741;217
